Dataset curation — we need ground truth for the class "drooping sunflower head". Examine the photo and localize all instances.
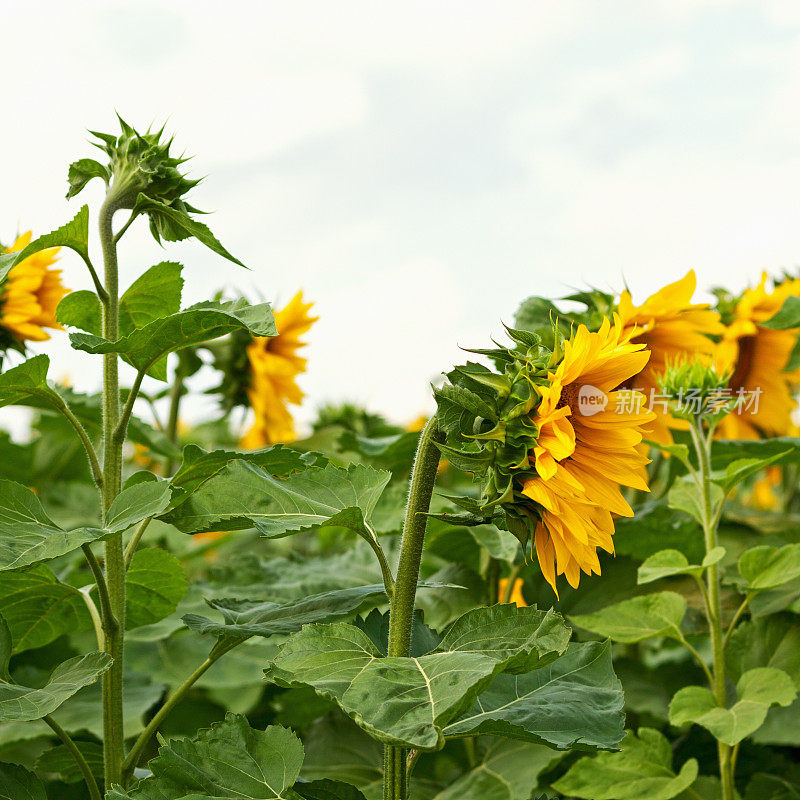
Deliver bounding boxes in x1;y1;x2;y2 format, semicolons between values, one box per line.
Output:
715;272;800;439
435;316;656;595
0;232;68;351
616;270;724;444
209;292;318;449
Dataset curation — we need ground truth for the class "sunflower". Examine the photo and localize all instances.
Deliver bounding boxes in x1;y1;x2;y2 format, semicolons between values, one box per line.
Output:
520;317;656;595
616;270;724;445
0;232;68;347
240;292;318;448
715;272;800;439
498;577;527;607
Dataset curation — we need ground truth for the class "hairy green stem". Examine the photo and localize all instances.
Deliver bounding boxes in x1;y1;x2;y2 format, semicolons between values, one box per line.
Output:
163;365;185;476
57;399;103;487
43;715;103;800
124;516;153;570
383;416;443;800
690;417;734;800
99;196;126;788
81;544;117;639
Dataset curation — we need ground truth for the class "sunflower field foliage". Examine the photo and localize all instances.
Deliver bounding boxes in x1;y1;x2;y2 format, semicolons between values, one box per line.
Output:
0;117;799;800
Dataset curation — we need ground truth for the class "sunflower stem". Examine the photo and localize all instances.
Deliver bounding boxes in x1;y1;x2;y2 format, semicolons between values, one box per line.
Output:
689;415;734;800
98;194;126;788
383;416;443;800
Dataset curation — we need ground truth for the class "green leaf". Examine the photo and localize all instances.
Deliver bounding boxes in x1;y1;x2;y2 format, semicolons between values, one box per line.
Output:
120;261;184;334
637;548;724;585
0;565;92;652
126;548;188;630
614;502;704;564
727;615;800;686
0;763;47;800
552;728;699;800
711;438;800;470
3;205;90;266
267;606;569;750
66;158;109;198
162;461;391;537
69;301;275;378
107;480;173;533
763;295;800;329
107;714;303;799
739;544;800;591
571;592;687;644
0;355;69;415
35;740;104;784
669;668;797;745
668;476;723;526
132;193;245;267
745;773;800;800
183;584;388;644
293;781;367;800
0;652;111;722
0;615;10;681
713;452;791;494
431;738;565;800
0;480;109;571
56;290;102;335
169;444;310;498
442;640;625;751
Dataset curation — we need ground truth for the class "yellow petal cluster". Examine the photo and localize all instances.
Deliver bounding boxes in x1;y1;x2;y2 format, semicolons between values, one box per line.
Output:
241;292;318;448
1;233;68;343
617;270;724;444
522;317;656;595
716;273;800;439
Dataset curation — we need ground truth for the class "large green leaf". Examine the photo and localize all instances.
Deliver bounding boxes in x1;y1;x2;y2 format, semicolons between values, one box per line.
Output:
431;738;565;800
266;606;569;750
570;592;687;644
56;290;101;335
183;585;388;644
35;740;104;785
552;728;699;800
294;781;367;800
712;453;791;494
0;480;109;571
669;668;797;745
69;301;275;378
125;548;188;630
0;652;111;722
0;762;47;800
442;641;624;750
107;714;303;799
0;566;92;652
169;444;310;499
763;295;800;329
739;544;800;591
162;461;391;537
613;502;704;564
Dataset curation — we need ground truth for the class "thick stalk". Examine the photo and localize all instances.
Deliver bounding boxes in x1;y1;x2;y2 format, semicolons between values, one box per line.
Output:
99;196;126;787
691;418;734;800
383;417;443;800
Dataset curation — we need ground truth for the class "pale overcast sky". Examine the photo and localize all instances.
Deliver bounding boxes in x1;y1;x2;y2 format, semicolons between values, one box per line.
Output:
4;0;800;433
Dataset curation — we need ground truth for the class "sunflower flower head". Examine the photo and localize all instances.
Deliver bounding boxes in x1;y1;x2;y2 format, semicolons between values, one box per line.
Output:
0;232;68;352
210;292;318;448
616;271;724;444
435;317;656;596
715;272;800;439
657;357;733;423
